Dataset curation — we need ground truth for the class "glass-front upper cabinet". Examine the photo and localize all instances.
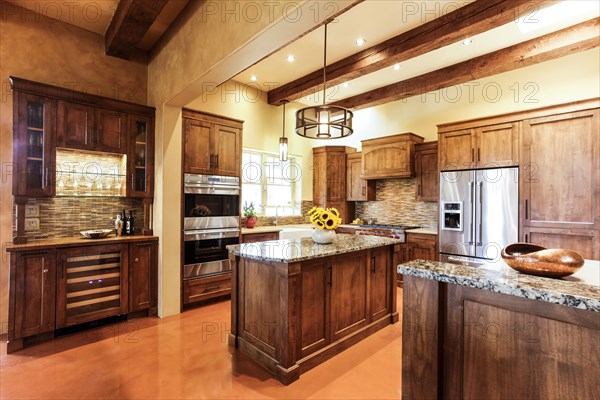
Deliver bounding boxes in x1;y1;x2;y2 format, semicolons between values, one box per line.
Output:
14;93;56;196
128;115;154;197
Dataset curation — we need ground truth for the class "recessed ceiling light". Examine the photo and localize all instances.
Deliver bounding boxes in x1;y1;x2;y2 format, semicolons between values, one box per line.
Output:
250;75;257;81
393;64;401;71
342;82;349;88
462;38;473;46
355;38;366;46
287;55;295;63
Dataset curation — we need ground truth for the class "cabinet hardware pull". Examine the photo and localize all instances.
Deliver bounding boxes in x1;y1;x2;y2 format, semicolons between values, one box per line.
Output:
477;148;481;162
215;154;219;168
205;285;222;292
525;200;528;219
371;256;376;273
525;234;529;243
43;269;48;273
59;260;64;279
327;265;332;286
471;148;475;162
362;187;366;195
418;184;421;196
134;258;139;262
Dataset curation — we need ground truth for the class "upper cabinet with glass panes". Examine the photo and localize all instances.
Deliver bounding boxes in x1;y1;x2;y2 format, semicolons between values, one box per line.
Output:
241;149;302;216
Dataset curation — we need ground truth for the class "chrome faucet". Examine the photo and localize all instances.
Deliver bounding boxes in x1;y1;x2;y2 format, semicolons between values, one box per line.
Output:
275;205;282;226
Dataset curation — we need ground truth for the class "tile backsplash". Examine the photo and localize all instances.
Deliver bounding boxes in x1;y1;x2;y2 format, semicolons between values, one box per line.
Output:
355;178;438;228
251;200;313;227
14;197;145;240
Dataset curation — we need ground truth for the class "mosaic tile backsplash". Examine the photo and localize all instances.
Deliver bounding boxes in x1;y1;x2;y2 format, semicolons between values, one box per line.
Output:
355;178;438;228
14;197;144;240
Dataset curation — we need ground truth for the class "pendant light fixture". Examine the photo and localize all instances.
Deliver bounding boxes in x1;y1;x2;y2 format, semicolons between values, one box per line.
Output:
279;100;289;161
295;22;353;139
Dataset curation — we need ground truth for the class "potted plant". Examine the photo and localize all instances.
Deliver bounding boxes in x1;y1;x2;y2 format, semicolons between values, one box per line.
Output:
243;201;258;228
307;206;342;244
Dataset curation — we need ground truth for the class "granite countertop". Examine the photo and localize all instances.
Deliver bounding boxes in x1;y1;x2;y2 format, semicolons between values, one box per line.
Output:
6;235;159;252
399;259;600;312
228;233;402;263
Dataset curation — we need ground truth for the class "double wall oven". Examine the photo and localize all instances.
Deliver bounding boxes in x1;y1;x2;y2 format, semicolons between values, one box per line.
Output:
183;174;240;280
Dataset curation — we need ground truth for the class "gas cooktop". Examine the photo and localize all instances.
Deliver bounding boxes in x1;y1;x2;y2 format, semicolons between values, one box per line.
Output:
358;224;420;230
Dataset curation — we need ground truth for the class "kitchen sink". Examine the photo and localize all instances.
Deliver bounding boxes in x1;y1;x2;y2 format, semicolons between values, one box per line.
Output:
278;225;313;240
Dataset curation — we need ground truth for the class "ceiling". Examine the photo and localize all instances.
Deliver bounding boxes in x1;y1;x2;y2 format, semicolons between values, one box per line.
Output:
232;0;600;108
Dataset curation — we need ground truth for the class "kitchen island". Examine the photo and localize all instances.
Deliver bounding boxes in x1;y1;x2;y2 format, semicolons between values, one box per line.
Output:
399;259;600;399
227;234;402;384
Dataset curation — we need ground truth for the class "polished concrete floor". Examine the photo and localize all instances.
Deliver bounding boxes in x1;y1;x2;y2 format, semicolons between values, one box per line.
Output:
1;289;403;399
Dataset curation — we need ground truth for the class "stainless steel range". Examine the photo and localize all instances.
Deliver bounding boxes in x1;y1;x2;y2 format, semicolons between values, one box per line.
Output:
353;224;420;241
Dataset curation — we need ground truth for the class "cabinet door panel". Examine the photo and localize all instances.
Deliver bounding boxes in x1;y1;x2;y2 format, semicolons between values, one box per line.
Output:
13;250;56;339
524;228;598;260
301;261;330;357
522;110;599;229
312;151;326;206
129;242;157;312
57;101;93;150
439;129;474;171
476;123;518;167
214;124;241;176
128;115;154;197
415;143;439;202
370;248;391;321
330;254;368;341
96;109;126;153
184;119;212;174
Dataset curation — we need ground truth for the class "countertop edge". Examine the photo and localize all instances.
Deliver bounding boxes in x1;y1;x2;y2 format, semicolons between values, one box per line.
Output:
6;235;160;252
399;260;600;312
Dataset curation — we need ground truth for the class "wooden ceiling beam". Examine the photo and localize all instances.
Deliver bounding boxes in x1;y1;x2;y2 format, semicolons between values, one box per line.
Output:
267;0;543;105
332;18;600;110
105;0;169;59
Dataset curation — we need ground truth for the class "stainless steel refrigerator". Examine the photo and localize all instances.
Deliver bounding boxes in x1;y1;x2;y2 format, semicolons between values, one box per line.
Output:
439;167;518;266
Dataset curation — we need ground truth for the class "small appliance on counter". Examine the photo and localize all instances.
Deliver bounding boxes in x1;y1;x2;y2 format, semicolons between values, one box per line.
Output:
439;167;518;267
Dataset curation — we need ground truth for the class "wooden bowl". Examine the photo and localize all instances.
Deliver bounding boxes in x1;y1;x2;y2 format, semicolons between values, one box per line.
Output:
501;243;585;278
80;229;112;239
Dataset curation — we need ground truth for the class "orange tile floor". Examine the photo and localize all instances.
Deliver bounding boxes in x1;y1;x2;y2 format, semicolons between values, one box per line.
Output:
1;289;403;399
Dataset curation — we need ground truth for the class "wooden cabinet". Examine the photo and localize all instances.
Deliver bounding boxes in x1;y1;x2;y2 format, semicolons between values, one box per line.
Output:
406;233;438;262
346;152;375;201
313;146;355;223
129;241;158;313
523;228;598;260
183;109;243;177
8;250;56;345
361;133;424;179
231;244;398;383
57;101;127;153
438;123;518;171
127;115;154;198
183;273;232;306
241;231;279;243
12;93;56;197
56;243;129;328
414;141;438;202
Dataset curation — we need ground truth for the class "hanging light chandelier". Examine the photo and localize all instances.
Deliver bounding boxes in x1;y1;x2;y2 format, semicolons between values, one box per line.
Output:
279;100;288;161
295;22;353;139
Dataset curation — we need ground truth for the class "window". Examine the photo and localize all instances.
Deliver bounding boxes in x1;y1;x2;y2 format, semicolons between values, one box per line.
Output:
241;149;302;216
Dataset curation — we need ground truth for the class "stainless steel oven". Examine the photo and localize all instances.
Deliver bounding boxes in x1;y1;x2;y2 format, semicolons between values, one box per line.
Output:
183;174;240;279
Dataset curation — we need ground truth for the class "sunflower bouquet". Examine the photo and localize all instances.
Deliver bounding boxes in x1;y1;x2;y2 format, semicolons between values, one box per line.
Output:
307;206;342;230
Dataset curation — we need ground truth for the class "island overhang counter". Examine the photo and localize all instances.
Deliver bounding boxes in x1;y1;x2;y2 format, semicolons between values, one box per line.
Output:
227;234;403;384
399;259;600;399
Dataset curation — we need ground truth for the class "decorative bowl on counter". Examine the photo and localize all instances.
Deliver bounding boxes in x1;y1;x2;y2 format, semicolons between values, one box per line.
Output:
80;229;113;239
501;243;585;278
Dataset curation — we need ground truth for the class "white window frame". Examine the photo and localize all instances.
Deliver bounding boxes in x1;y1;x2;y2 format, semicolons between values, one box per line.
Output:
241;148;302;217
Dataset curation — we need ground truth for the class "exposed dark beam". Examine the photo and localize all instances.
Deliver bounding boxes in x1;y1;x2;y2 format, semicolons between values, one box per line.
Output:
105;0;169;59
332;17;600;110
267;0;550;105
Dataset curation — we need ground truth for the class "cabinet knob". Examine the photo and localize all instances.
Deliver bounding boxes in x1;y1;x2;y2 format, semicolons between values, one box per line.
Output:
134;258;139;262
43;269;48;273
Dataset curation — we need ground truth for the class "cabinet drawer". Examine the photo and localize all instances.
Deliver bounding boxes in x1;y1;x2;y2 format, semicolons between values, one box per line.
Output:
183;274;231;305
406;233;437;246
241;231;279;243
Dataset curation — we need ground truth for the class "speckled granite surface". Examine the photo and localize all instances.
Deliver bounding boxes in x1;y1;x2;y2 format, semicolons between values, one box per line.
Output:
399;260;600;312
227;234;402;263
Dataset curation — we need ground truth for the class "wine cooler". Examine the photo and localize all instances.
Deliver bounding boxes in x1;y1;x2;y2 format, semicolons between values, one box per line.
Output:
57;244;128;328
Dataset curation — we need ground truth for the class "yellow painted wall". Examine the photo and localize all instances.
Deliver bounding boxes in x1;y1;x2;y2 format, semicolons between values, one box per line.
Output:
321;48;600;149
0;5;147;333
186;82;314;200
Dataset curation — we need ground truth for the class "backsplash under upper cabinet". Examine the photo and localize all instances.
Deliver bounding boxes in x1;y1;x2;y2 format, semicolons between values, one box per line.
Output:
355;178;438;228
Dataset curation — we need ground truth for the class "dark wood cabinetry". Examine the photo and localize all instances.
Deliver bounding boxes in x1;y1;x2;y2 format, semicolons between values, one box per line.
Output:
57;101;127;153
8;250;56;346
183;273;232;306
346;152;375;201
129;241;158;314
241;231;279;243
127;115;154;198
183;109;243;177
6;238;158;353
397;233;438;287
361;133;424;179
369;246;392;321
313;146;354;223
414;141;438;202
438;123;518;171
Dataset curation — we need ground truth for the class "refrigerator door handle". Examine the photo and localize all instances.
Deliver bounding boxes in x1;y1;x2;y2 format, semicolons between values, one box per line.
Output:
477;181;483;246
468;181;474;245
